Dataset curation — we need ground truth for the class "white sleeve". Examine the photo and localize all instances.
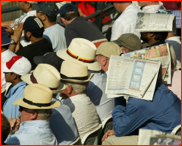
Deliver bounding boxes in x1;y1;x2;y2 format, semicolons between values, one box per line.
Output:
111;21;124;41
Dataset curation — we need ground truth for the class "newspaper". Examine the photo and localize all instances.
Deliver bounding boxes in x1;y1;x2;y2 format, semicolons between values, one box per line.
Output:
106;56;161;101
135;12;176;32
138;129;181;145
123;43;171;84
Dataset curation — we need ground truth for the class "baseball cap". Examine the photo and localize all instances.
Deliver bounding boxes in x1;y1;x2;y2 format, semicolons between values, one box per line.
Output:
1;26;10;46
32;1;59;17
59;3;78;17
23;16;44;33
96;42;122;58
112;33;142;51
2;56;32;76
33;52;64;71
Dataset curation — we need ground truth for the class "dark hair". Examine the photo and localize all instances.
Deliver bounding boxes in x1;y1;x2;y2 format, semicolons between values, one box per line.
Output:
1;114;10;144
154;32;168;41
47;16;57;23
31;30;44;38
61;11;79;21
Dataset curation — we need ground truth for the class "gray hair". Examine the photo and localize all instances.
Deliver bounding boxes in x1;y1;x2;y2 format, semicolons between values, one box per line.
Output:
28;109;53;120
65;82;89;94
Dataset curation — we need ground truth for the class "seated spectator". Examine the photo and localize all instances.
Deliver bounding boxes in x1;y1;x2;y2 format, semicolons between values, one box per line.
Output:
2;1;38;47
112;33;142;53
96;42;181;145
59;3;107;47
5;84;59;145
60;60;100;141
57;38;115;122
1;114;10;145
9;16;53;70
33;1;67;52
21;64;79;144
2;56;31;119
1;26;16;94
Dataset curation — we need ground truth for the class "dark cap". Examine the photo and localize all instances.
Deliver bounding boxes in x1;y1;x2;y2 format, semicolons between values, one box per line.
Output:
32;1;59;17
1;26;10;46
23;16;44;33
59;3;78;17
112;33;142;51
33;52;64;72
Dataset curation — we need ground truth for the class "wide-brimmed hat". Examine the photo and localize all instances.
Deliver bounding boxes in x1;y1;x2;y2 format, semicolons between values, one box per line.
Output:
60;60;94;83
112;33;142;51
13;84;60;109
21;64;65;94
56;38;101;71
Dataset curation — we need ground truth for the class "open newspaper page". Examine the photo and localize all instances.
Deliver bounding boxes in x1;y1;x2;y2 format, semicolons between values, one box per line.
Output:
106;56;161;101
123;43;171;84
136;12;175;32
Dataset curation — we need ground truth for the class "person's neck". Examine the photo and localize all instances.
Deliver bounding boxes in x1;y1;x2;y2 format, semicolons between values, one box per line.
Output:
65;17;77;26
12;79;22;86
26;8;33;13
44;21;56;29
30;37;43;43
148;39;158;47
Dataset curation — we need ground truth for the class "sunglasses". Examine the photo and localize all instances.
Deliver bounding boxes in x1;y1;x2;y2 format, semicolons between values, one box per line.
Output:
19;106;27;112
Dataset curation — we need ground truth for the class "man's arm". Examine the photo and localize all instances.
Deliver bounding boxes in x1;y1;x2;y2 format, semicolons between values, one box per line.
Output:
1;20;15;27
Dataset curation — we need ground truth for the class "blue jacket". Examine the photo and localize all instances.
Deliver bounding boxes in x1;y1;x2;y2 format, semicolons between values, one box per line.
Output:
112;82;181;136
3;81;26;119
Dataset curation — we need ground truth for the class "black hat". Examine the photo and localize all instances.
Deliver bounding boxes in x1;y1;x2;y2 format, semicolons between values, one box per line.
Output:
23;16;44;33
33;52;64;71
59;3;78;17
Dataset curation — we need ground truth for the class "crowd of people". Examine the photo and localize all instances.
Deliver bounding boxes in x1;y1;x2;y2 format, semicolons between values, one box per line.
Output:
1;1;181;145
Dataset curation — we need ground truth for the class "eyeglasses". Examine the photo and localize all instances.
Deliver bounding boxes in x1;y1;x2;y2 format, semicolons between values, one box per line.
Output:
19;106;29;112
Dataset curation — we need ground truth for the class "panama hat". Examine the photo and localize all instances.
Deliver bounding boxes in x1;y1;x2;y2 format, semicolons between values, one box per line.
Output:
21;64;65;94
56;38;101;71
13;84;60;109
60;60;94;83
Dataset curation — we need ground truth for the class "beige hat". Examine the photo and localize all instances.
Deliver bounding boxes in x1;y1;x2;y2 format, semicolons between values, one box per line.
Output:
60;60;94;83
21;64;65;94
27;1;38;4
13;84;60;109
96;42;122;58
56;38;101;71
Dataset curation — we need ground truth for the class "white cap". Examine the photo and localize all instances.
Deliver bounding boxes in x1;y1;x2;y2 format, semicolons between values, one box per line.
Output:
2;56;32;76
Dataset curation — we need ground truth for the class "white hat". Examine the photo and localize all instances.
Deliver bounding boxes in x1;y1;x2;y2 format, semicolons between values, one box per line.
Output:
2;56;31;76
13;84;60;109
27;1;38;4
21;64;65;94
56;38;101;71
60;60;94;83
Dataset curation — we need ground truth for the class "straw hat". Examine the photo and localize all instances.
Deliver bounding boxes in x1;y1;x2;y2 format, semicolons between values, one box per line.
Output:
21;64;65;94
60;60;94;83
13;84;60;109
56;38;101;71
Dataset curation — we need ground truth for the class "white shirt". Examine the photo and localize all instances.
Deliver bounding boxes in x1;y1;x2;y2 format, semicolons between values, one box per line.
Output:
1;50;16;92
87;73;114;122
111;4;142;41
142;2;166;13
43;24;67;52
62;94;100;140
10;10;37;47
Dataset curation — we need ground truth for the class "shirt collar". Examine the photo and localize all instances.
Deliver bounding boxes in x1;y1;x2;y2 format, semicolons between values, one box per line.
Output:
20;120;50;128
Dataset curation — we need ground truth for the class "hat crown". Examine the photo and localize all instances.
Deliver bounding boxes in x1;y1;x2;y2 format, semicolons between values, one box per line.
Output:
32;64;61;88
61;60;88;78
24;84;52;105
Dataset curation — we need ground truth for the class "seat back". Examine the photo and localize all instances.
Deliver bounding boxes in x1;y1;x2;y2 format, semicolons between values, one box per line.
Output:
70;137;82;145
82;124;102;145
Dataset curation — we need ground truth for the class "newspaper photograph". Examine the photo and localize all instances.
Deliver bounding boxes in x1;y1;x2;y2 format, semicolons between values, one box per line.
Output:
106;56;161;101
123;43;171;84
135;12;175;32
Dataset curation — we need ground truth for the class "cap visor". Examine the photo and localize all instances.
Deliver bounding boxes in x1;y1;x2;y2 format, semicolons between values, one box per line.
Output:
1;63;11;73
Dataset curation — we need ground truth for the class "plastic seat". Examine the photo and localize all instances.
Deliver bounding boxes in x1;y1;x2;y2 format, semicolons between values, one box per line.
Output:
81;124;102;145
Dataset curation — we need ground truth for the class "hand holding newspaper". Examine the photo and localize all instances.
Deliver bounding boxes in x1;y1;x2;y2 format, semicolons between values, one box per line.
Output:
106;56;161;101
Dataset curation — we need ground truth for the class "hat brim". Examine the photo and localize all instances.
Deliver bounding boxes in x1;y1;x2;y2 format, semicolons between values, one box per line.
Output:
21;74;65;94
60;73;94;83
13;97;60;109
57;49;101;71
1;63;11;73
112;40;121;46
33;56;45;65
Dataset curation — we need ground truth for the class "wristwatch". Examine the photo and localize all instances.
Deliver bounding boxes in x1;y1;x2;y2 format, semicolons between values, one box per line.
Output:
10;39;17;45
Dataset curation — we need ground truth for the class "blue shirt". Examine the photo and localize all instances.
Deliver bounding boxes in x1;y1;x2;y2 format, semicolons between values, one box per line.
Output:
6;120;58;145
3;81;26;119
49;98;79;145
112;82;181;137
